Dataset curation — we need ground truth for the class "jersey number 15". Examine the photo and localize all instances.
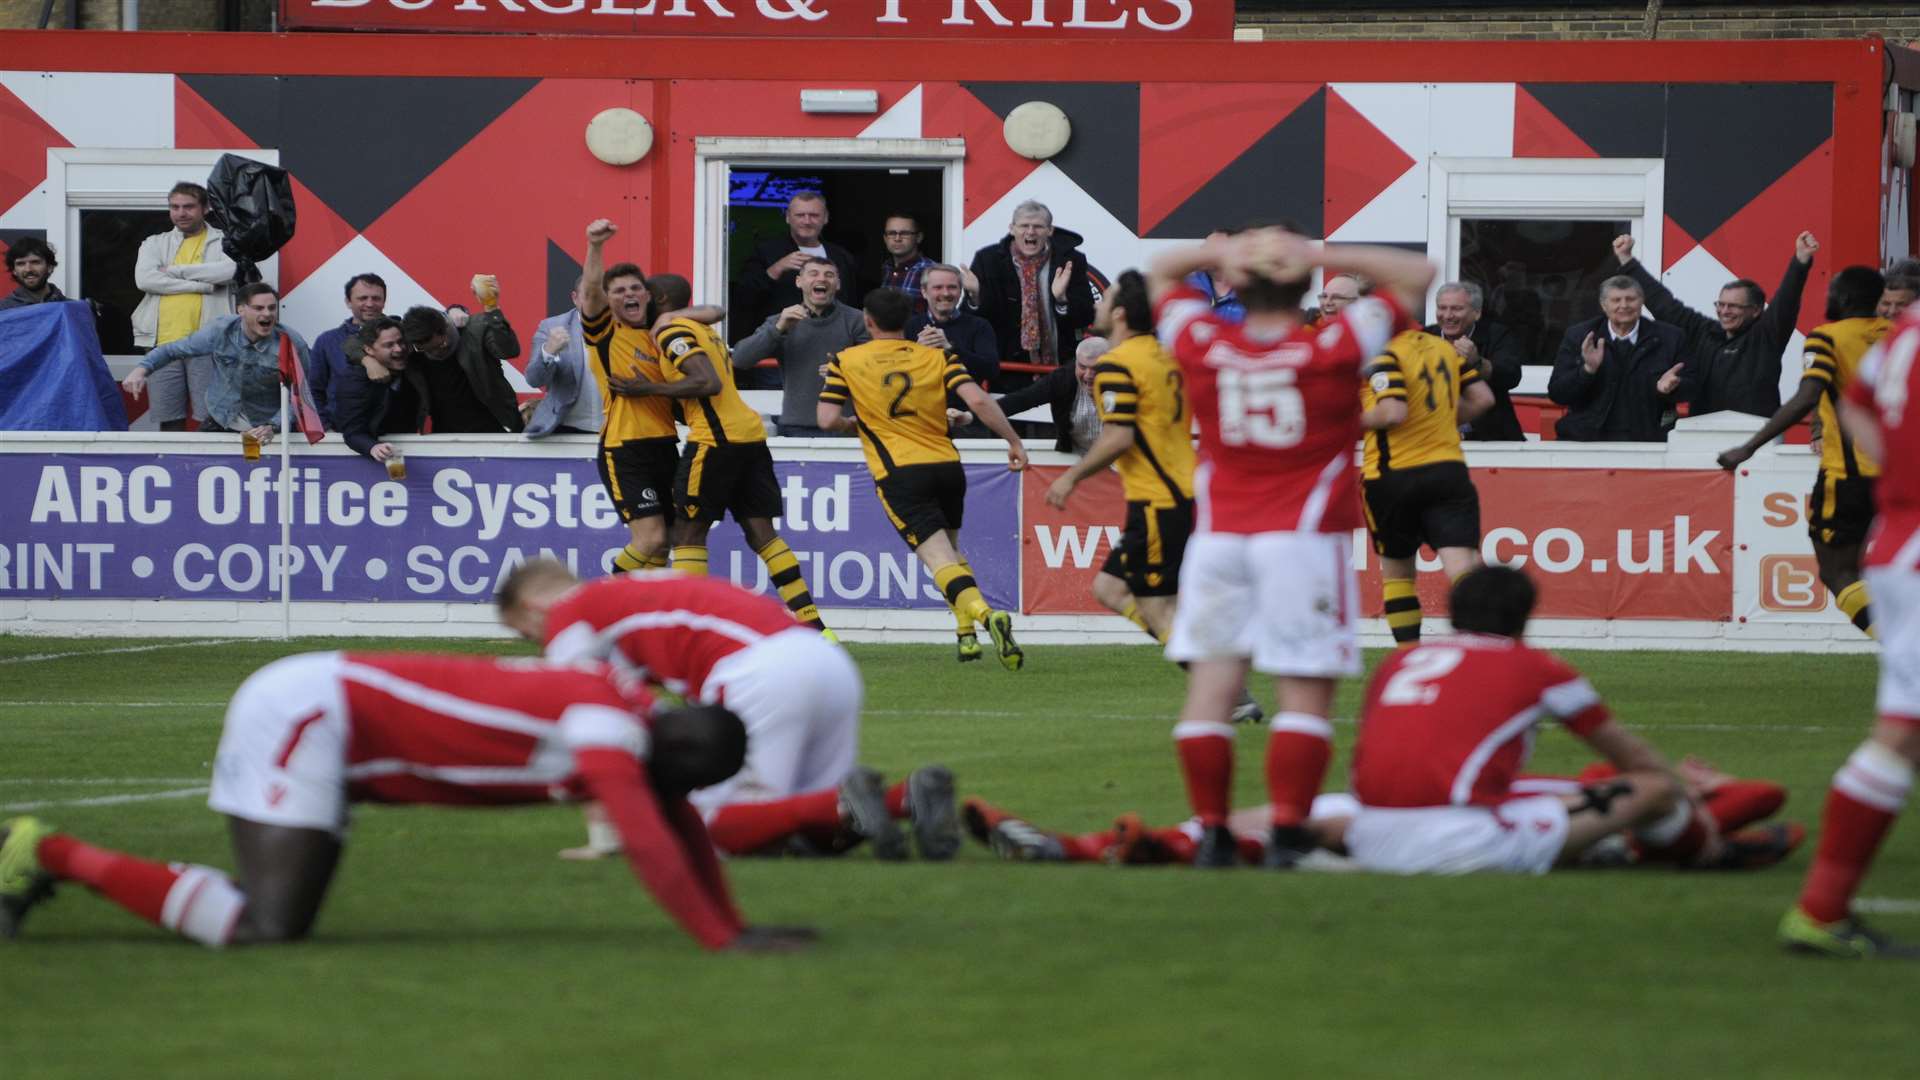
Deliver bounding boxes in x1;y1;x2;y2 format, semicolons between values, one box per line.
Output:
1218;368;1306;448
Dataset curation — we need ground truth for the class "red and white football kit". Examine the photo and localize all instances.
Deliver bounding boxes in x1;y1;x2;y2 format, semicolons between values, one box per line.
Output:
1848;309;1920;721
1155;283;1407;677
204;652;746;948
1340;634;1611;874
540;573;861;817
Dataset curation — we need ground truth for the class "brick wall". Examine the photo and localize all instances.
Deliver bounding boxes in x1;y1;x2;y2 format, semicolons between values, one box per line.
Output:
1238;5;1920;43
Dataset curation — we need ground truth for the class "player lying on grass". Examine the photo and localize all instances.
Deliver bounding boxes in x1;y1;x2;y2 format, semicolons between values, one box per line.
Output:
498;559;960;862
970;567;1797;874
1;653;813;953
965;758;1799;870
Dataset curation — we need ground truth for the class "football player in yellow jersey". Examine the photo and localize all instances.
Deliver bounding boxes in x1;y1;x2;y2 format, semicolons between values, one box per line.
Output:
1721;266;1889;637
818;288;1030;669
1359;328;1495;644
578;219;681;574
615;272;832;635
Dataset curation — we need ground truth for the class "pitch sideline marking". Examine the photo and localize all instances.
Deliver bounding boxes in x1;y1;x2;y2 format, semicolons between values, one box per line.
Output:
0;778;209;787
865;708;1840;733
0;786;209;812
0;638;247;666
0;700;225;708
1852;898;1920;916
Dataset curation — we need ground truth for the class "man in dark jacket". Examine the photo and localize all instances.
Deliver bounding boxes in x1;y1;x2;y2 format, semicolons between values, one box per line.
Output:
906;264;999;385
333;317;427;463
992;336;1105;454
397;285;524;434
966;200;1094;381
1613;230;1816;418
1427;281;1526;441
734;190;860;343
1548;275;1689;442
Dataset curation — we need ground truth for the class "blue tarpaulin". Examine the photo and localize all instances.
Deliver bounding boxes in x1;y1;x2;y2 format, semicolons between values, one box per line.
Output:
0;301;128;432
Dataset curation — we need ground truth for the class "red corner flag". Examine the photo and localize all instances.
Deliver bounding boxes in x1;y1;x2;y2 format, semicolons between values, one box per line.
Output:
279;332;326;445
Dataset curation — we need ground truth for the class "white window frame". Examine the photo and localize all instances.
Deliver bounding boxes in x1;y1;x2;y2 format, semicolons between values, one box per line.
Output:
46;147;283;297
693;137;966;308
1426;155;1665;308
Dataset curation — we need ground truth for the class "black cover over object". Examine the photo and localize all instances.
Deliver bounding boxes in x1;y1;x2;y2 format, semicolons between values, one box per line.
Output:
205;154;298;286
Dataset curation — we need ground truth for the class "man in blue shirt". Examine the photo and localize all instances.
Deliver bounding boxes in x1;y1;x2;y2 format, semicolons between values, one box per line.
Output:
308;273;387;429
122;282;312;444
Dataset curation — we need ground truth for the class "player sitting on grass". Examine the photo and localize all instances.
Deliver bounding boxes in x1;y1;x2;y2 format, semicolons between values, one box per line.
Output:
1;653;814;952
967;567;1799;875
817;287;1029;669
498;559;960;862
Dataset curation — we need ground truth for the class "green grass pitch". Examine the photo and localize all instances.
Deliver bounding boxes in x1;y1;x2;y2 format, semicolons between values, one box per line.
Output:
0;636;1913;1079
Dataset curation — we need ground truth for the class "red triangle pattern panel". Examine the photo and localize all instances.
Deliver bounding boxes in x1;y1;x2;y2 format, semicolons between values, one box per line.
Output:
0;82;69;216
1323;87;1416;238
173;79;256;152
1138;82;1319;236
921;81;1040;228
364;78;648;355
1662;215;1697;273
1699;137;1834;334
277;176;359;297
1511;86;1598;160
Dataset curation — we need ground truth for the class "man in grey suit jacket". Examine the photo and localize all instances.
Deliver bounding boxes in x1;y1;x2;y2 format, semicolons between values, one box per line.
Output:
525;284;603;438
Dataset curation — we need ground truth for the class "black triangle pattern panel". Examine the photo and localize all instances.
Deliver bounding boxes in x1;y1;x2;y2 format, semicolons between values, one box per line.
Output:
547;239;583;322
1147;86;1326;240
962;81;1140;233
1663;83;1832;243
1521;83;1667;159
182;74;540;234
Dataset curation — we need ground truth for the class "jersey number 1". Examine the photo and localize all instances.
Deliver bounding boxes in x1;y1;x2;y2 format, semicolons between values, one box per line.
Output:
1217;368;1305;448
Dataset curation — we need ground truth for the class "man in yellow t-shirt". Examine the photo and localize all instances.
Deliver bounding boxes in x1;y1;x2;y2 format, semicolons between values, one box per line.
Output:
132;182;236;431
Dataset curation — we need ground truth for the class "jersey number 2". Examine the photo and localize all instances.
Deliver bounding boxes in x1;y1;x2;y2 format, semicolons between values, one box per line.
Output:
1218;368;1305;448
1378;647;1464;706
883;371;914;418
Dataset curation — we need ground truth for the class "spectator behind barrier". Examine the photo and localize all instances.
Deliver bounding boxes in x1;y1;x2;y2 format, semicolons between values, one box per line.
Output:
906;264;999;386
992;335;1109;456
732;257;868;437
1613;230;1817;419
307;272;388;430
1548;275;1688;443
1;237;71;309
122;281;309;445
334;316;423;464
965;200;1093;384
1427;281;1526;442
132;180;238;431
395;275;523;435
524;277;600;438
736;189;861;341
876;211;938;317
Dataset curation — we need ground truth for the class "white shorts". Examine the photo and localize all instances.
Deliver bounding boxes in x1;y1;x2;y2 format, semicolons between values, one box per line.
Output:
1341;795;1570;876
1866;566;1920;721
690;630;862;815
1165;530;1360;678
207;652;352;836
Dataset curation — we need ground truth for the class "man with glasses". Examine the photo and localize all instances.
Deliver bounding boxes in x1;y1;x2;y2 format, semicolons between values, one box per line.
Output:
877;212;938;317
1310;273;1368;328
1613;231;1817;417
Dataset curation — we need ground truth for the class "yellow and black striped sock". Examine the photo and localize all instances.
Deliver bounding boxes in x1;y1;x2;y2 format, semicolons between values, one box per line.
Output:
954;558;980;637
933;562;991;629
671;545;709;576
756;537;826;630
1836;580;1875;638
1120;601;1166;644
1383;577;1422;645
613;545;649;573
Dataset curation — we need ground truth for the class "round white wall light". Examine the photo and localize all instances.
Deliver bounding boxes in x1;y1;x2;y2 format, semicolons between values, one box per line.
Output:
1004;101;1071;161
586;108;654;166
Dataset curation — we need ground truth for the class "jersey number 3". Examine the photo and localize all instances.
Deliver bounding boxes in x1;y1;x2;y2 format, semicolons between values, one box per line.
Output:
1217;368;1305;448
1378;646;1465;706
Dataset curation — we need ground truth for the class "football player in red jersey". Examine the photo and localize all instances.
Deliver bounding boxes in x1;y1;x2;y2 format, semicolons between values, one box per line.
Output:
966;567;1799;874
1144;226;1434;868
497;560;960;863
0;654;814;952
1779;303;1920;958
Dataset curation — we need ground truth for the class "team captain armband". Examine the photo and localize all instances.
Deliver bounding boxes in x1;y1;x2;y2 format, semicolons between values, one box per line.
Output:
1092;362;1140;424
1363;356;1407;400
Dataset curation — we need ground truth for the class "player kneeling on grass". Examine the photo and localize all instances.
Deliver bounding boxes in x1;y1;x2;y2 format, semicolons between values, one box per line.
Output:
817;287;1029;669
498;559;960;863
0;653;816;952
968;567;1799;874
